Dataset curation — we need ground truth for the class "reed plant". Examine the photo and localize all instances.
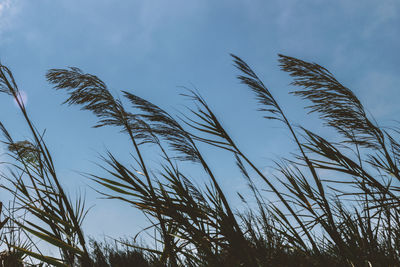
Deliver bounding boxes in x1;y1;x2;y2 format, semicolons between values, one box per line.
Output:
0;63;91;266
0;54;399;266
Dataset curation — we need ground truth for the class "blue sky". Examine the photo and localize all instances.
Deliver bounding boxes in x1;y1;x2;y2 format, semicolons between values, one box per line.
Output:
0;0;399;253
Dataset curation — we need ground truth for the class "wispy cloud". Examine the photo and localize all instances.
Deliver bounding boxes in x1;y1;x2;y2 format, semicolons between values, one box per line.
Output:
362;0;399;38
132;1;205;53
0;0;11;15
0;0;21;38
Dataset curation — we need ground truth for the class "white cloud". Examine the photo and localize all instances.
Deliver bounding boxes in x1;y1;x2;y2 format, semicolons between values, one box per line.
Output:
0;0;21;38
0;0;12;19
0;0;11;14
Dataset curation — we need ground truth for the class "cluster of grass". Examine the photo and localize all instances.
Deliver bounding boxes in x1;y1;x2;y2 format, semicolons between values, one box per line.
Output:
0;54;399;266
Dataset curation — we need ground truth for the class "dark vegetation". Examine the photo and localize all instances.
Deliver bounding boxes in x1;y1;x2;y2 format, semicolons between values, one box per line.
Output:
0;54;399;266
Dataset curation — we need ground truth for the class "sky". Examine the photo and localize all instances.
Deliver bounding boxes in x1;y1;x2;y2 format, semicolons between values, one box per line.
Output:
0;0;399;254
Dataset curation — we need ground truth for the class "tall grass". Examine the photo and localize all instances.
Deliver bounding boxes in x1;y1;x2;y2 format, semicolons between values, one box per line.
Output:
0;63;91;266
0;54;399;266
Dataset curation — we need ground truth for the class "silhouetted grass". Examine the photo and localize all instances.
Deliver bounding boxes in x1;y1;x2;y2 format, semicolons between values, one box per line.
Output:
0;54;399;266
